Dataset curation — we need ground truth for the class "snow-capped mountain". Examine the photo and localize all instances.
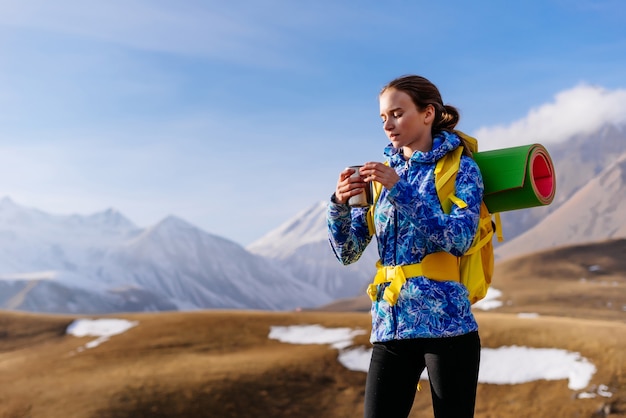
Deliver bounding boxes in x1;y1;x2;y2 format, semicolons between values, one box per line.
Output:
3;123;626;313
99;215;329;310
0;197;138;274
247;201;379;299
0;198;328;313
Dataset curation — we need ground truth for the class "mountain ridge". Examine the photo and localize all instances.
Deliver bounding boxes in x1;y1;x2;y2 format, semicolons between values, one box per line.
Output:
2;122;626;313
0;197;328;313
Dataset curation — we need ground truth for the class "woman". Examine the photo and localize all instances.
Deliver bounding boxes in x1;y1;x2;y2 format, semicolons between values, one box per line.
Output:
327;75;483;418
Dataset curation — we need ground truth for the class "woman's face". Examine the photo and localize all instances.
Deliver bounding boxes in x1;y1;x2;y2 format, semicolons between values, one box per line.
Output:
379;88;434;153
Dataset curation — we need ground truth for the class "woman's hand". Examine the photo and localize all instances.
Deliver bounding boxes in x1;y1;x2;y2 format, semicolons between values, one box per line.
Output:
359;162;400;190
334;167;366;204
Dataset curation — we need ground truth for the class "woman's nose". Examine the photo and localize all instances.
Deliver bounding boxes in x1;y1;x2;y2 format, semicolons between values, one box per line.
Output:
383;119;394;131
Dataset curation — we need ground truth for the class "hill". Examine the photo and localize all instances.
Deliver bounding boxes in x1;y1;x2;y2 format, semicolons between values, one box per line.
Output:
488;238;626;321
0;309;624;418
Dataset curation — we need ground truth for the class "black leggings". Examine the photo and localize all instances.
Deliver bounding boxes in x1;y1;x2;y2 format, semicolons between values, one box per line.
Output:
364;332;480;418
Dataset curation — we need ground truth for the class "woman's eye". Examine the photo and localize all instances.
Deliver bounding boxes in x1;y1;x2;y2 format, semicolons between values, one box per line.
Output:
393;113;402;118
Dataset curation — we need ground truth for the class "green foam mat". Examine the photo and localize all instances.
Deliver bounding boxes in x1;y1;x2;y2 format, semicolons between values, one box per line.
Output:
474;144;556;213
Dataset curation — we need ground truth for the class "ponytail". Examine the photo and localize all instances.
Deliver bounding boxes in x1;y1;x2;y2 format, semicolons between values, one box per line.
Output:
435;104;460;132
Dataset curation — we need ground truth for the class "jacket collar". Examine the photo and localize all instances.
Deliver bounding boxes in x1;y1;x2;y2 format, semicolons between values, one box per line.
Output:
383;130;461;168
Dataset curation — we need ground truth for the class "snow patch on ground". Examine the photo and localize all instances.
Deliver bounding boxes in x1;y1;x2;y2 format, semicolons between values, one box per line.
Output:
270;324;603;393
472;287;503;310
269;324;366;349
66;318;138;350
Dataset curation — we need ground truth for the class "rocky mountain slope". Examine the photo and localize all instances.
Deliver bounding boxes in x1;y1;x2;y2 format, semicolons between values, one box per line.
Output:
496;152;626;259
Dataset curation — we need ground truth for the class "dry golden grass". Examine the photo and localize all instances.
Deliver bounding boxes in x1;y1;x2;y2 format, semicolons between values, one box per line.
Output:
0;239;624;417
491;238;626;322
0;309;624;418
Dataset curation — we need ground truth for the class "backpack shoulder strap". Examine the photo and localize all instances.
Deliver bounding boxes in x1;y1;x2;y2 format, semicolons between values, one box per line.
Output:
455;130;478;154
435;146;467;214
366;181;382;236
366;161;388;237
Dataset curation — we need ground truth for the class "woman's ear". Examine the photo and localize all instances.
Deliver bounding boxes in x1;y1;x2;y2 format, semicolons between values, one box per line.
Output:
424;104;435;124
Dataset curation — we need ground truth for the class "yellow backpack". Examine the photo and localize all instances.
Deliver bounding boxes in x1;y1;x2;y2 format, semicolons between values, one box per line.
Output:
366;132;503;305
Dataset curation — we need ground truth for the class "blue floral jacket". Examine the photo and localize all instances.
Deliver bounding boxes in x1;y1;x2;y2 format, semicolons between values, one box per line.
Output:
327;131;483;343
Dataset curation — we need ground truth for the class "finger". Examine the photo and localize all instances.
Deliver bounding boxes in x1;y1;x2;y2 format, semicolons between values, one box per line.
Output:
344;186;366;199
336;182;364;203
339;167;358;181
343;180;366;191
361;167;382;182
363;161;385;170
361;162;388;177
358;164;374;177
359;163;375;174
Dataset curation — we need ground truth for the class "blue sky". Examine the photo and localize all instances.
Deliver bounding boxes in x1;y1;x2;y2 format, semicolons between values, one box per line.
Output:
0;0;625;246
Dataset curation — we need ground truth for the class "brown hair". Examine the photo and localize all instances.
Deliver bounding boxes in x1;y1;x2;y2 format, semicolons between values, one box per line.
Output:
380;74;460;133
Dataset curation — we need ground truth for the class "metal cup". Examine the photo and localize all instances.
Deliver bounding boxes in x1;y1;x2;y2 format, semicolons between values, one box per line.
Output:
347;165;373;207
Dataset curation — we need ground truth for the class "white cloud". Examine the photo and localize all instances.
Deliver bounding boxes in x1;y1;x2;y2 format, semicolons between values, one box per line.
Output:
474;84;626;150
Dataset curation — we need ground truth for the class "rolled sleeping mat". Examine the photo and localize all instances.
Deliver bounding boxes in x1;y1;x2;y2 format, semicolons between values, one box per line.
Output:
473;144;556;213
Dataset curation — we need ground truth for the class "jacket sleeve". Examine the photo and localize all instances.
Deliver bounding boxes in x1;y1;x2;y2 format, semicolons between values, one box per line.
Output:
386;156;483;256
326;197;373;265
